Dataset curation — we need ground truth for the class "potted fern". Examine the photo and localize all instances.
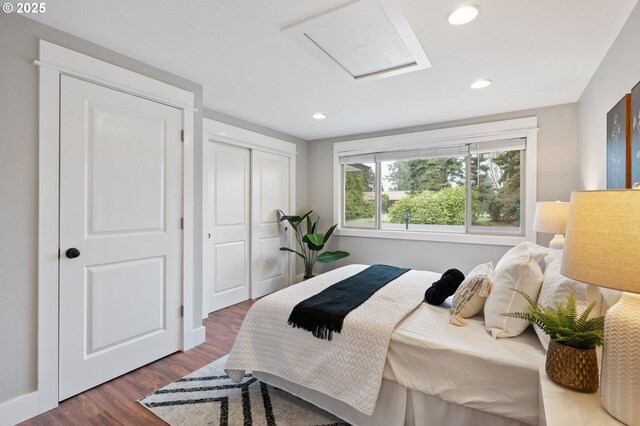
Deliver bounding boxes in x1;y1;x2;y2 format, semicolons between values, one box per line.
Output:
503;290;604;393
278;210;350;280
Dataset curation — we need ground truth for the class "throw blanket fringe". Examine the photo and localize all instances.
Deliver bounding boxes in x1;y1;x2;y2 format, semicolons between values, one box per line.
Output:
288;264;410;340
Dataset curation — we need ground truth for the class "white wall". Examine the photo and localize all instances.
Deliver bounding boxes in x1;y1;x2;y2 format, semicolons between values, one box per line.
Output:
309;103;579;274
578;2;640;189
5;0;629;411
0;12;203;405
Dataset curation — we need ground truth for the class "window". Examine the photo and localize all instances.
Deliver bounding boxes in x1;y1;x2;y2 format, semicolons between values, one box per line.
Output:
380;153;467;233
344;162;376;227
470;148;522;234
333;118;538;245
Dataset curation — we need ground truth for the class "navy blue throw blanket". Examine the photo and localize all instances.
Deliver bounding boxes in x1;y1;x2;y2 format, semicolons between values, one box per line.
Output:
288;264;410;341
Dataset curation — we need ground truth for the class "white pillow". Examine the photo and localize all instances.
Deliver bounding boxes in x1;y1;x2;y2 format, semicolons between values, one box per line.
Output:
520;241;551;271
450;262;494;326
484;242;544;338
535;250;602;350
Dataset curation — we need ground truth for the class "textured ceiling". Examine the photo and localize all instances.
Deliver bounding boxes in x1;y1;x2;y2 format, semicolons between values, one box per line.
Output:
26;0;638;140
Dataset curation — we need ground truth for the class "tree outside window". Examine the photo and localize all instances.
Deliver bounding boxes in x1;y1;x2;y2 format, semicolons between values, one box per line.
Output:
342;144;522;235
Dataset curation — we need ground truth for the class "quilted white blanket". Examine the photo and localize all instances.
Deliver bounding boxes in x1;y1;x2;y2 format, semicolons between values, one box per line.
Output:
225;264;436;415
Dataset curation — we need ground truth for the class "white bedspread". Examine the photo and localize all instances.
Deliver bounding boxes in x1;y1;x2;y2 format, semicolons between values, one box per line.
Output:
225;264;435;415
384;301;545;425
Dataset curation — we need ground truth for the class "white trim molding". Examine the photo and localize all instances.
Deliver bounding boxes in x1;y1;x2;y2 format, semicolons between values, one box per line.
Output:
33;60;198;112
36;40;198;420
34;41;195;110
37;55;61;416
184;326;207;350
0;392;39;426
333;117;538;246
203;119;297;155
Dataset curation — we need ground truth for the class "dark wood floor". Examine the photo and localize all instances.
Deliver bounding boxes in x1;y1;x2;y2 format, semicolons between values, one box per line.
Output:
21;300;255;426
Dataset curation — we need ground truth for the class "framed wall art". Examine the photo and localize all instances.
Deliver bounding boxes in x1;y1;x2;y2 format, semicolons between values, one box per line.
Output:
631;81;640;186
606;94;631;189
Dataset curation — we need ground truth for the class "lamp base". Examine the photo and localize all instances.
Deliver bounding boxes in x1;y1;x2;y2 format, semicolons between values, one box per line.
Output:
549;234;565;250
601;292;640;425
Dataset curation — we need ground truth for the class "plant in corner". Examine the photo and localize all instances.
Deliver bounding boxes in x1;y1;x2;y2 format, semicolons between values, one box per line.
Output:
278;210;350;280
503;289;604;392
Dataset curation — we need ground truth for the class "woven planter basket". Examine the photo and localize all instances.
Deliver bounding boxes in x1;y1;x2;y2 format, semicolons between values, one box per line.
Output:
545;339;599;393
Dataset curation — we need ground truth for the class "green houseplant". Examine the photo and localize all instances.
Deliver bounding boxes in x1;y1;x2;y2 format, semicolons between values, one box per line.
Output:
503;289;604;392
278;210;350;280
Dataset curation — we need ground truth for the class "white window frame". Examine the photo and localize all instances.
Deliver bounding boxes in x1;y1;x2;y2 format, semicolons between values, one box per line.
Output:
333;117;538;246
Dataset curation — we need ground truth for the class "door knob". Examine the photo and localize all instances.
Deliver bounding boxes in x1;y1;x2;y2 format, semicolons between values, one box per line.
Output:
65;248;81;259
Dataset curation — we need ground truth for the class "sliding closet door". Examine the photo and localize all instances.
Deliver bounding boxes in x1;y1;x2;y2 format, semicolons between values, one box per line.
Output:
205;142;251;313
251;150;290;299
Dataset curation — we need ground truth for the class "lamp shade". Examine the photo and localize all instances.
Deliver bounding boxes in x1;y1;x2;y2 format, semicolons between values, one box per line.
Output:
561;190;640;293
533;201;569;234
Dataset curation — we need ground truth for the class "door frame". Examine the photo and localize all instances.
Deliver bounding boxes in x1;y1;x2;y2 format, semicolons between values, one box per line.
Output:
202;118;296;316
36;40;199;414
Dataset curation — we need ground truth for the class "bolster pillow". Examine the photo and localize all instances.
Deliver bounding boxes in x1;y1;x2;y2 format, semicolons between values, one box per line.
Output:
424;268;465;306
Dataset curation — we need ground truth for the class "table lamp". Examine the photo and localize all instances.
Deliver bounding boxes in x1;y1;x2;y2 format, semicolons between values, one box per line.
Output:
561;190;640;425
533;201;570;249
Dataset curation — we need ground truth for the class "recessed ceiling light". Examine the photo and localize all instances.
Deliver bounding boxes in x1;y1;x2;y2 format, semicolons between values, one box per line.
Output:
312;113;327;120
448;5;480;25
470;79;492;89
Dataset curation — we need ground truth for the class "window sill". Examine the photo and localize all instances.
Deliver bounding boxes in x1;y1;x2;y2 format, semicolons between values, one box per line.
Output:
335;227;531;246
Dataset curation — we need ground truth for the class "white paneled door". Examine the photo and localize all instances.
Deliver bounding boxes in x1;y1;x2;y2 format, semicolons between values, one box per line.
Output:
206;142;251;312
58;76;183;400
251;150;290;299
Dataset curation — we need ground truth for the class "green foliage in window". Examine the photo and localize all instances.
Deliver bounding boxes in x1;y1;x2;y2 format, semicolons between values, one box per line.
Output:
386;158;464;193
344;149;521;229
387;186;474;225
345;170;375;221
381;193;390;214
497;151;521;220
471;151;521;225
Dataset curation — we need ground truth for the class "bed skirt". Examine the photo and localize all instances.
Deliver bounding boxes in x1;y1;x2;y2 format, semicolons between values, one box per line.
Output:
255;372;532;426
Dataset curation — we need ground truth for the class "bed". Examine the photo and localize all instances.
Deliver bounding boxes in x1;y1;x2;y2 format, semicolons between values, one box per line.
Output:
225;263;546;426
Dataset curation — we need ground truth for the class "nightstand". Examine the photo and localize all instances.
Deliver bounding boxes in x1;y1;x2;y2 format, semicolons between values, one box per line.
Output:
538;366;624;425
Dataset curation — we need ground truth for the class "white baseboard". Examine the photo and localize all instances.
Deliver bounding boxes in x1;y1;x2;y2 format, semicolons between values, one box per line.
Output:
183;326;206;351
0;391;39;426
1;328;207;425
193;325;206;346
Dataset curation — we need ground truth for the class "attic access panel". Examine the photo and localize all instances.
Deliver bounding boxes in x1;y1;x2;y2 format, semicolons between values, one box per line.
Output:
282;0;430;82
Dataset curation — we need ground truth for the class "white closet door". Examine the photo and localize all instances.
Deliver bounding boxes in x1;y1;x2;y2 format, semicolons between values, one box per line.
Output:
59;76;182;399
251;150;290;298
206;142;251;312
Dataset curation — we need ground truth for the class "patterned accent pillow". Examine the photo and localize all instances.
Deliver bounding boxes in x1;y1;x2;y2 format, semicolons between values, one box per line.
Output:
450;262;494;326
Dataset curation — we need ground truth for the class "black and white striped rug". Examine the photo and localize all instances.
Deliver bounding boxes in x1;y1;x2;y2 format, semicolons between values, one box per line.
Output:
139;356;350;426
